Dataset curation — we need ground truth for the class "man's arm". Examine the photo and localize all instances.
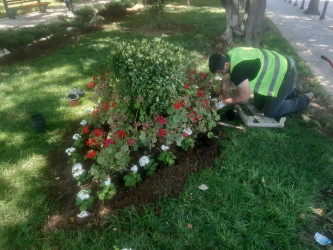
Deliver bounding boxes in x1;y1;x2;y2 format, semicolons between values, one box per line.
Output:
222;79;251;105
220;74;232;100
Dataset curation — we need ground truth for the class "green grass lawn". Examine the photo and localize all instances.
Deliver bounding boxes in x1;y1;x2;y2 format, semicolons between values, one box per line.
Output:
0;0;332;249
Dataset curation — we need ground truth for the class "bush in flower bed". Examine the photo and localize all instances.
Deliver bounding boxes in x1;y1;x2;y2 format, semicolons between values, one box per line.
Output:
110;39;190;115
66;41;221;215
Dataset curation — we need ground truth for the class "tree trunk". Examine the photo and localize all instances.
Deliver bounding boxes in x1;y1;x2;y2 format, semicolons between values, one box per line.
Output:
220;0;240;46
304;0;320;15
243;0;266;47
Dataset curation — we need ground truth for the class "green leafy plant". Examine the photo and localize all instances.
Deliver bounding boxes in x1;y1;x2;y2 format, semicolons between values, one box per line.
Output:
181;137;195;151
123;167;142;187
76;189;94;211
158;151;176;166
74;6;96;27
143;0;168;27
144;159;158;176
111;39;190;115
97;178;116;201
97;2;128;21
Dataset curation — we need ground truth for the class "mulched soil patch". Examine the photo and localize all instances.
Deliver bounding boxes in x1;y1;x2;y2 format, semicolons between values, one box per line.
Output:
44;128;225;231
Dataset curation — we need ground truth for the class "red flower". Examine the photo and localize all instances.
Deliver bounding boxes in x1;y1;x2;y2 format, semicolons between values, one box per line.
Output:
116;130;126;139
88;82;94;88
184;133;189;138
197;89;204;97
92;74;98;81
127;138;137;146
200;99;208;107
83;125;89;134
199;72;207;79
102;101;110;110
94;129;105;137
112;101;116;108
185;84;190;90
173;101;183;110
157;115;167;124
86;150;96;158
105;70;110;74
86;139;98;147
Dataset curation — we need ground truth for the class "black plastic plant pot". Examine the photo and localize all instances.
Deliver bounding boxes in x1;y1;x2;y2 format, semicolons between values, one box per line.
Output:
67;93;80;106
30;114;46;133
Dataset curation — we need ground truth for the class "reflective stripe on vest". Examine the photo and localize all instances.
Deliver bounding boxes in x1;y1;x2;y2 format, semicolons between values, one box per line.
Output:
228;47;288;97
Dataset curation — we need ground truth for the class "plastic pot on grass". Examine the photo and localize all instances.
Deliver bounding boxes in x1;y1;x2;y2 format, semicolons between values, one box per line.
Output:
30;114;46;133
67;93;80;106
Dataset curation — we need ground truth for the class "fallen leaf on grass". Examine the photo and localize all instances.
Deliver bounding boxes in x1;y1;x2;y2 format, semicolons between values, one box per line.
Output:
187;224;193;229
312;208;324;216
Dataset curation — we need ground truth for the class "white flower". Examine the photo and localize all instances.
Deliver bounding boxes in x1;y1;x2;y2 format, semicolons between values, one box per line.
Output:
65;147;76;156
215;76;222;81
72;163;85;178
183;128;192;136
77;190;90;200
72;134;81;140
77;211;90;218
105;177;111;186
139;156;150;167
161;145;169;151
80;120;87;126
130;165;138;172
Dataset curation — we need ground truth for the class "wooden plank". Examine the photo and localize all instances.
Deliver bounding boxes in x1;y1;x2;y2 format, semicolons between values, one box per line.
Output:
235;103;286;128
246;103;278;125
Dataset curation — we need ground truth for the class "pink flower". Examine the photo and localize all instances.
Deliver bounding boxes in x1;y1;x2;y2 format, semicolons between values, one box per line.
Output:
185;133;189;138
103;139;116;147
127;138;137;146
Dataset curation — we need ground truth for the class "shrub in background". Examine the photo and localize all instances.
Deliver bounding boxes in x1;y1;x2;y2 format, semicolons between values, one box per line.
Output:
0;23;70;52
97;2;128;21
143;0;168;27
74;6;96;27
111;39;190;116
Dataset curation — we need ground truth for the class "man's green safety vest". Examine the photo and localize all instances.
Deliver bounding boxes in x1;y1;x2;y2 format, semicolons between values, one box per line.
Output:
227;47;289;97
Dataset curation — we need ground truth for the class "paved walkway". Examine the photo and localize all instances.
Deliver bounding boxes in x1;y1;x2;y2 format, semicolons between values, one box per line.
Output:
0;1;332;96
0;1;108;30
267;0;333;97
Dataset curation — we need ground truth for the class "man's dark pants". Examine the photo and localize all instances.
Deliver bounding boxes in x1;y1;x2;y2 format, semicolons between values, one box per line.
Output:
253;66;310;118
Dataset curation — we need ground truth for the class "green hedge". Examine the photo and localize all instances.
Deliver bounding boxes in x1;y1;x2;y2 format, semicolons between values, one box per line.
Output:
111;39;190;115
0;22;71;51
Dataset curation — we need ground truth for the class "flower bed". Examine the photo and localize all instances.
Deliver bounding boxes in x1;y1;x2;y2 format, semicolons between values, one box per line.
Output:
64;40;222;221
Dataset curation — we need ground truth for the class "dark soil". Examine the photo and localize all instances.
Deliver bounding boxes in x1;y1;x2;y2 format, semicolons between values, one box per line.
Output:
44;129;224;231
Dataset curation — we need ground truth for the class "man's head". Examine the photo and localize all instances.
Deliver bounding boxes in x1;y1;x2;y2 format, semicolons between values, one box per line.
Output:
209;53;230;74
